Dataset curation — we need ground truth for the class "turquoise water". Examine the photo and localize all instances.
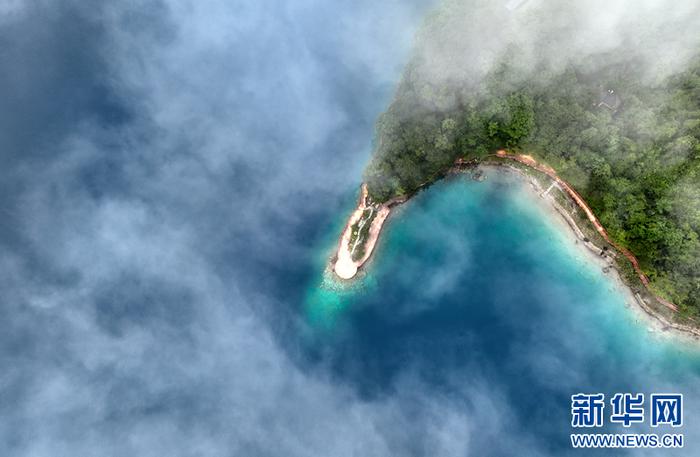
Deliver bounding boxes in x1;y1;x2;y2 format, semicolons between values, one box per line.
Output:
304;170;700;455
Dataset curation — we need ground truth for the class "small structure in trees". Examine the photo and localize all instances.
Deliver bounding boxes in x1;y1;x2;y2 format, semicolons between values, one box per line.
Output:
597;89;622;112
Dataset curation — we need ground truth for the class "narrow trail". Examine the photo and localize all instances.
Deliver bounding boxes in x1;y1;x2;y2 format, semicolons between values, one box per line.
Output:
542;182;558;196
495;150;679;312
334;185;395;280
349;207;374;256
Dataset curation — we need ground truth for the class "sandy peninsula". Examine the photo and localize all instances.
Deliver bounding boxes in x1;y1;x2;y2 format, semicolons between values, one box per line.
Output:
332;152;700;341
333;185;393;279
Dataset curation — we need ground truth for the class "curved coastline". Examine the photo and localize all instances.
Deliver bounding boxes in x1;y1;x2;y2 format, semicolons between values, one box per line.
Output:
495;163;700;343
333;185;404;279
494;150;679;312
332;153;700;341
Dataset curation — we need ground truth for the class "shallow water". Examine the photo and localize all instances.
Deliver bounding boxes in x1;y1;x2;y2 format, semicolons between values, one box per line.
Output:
304;171;700;455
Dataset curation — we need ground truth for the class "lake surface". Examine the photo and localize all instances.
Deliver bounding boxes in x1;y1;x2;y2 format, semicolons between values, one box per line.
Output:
304;171;700;456
7;2;699;454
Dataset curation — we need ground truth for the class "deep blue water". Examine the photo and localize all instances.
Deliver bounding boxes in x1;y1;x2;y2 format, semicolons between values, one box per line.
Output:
5;2;700;455
304;171;700;456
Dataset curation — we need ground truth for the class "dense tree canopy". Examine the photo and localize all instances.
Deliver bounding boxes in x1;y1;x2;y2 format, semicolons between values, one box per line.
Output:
364;56;700;317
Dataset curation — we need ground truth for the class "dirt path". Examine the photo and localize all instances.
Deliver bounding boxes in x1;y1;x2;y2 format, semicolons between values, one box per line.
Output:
495;150;678;312
333;185;394;279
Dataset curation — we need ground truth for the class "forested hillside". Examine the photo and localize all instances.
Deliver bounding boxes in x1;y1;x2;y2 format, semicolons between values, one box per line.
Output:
364;56;700;317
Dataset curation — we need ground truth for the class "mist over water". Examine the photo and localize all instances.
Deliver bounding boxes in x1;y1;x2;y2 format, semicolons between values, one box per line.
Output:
3;0;700;455
305;171;700;455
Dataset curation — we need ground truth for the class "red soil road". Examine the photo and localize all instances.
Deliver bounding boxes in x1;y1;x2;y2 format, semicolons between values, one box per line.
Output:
494;150;678;312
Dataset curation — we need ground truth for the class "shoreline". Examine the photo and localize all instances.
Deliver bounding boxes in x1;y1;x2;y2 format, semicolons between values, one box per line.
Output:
332;185;404;279
493;151;679;312
490;164;700;344
331;160;700;342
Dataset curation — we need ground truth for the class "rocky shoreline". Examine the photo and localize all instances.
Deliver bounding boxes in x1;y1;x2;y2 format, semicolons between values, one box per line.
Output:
332;185;404;279
331;159;700;342
495;163;700;343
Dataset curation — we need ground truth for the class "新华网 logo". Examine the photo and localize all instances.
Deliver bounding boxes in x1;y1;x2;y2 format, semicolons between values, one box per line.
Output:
570;392;684;449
